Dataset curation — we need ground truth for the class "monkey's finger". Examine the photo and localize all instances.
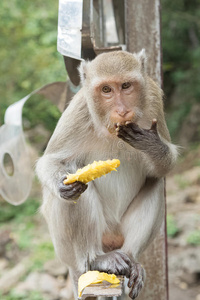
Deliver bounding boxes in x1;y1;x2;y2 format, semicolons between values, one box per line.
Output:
105;260;130;277
72;182;88;193
59;182;77;191
60;188;85;200
117;124;143;138
117;131;137;145
72;183;88;193
124;122;142;133
115;256;131;277
125;122;141;130
125;121;132;126
62;180;86;188
115;121;132;131
59;182;88;200
128;263;145;289
150;118;158;132
59;190;75;200
117;262;131;277
129;280;144;300
130;269;145;299
72;181;88;188
60;175;67;182
128;265;138;288
115;250;133;267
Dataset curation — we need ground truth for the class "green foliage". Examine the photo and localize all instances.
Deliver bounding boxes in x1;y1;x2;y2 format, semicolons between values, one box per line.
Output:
15;221;36;250
22;94;61;132
30;241;55;270
174;174;190;189
1;0;200;139
167;214;179;237
187;230;200;245
0;196;55;269
166;103;191;139
0;0;65;126
0;198;40;223
0;198;41;254
0;290;44;300
161;0;200;138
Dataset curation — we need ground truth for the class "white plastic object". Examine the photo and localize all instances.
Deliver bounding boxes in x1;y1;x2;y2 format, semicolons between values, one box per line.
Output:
57;0;83;60
0;94;33;205
0;82;67;205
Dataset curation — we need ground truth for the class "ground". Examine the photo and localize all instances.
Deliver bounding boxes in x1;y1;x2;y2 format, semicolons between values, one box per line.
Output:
166;148;200;300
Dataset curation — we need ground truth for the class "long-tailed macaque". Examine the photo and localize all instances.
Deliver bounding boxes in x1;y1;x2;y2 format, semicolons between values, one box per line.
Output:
36;50;177;299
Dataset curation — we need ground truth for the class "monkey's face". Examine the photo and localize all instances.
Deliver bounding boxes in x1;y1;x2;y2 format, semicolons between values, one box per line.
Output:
92;79;144;134
79;50;147;135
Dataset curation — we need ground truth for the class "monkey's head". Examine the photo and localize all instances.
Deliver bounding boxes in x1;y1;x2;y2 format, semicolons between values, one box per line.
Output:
79;50;148;136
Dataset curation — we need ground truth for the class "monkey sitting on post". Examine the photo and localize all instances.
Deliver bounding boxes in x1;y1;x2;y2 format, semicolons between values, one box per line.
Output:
36;50;177;299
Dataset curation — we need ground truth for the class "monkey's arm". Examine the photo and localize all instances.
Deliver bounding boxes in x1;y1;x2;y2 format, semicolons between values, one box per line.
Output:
36;151;87;201
36;91;91;201
116;120;178;177
121;177;165;258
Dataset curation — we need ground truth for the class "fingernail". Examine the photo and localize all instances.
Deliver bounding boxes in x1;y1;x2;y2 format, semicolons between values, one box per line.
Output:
125;121;131;125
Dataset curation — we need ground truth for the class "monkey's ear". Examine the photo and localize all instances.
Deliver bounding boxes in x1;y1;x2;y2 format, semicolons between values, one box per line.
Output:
135;49;147;73
78;60;90;85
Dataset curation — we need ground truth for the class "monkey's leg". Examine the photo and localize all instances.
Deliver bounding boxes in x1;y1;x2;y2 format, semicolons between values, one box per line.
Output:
41;185;106;293
41;188;78;267
121;177;165;299
69;267;82;299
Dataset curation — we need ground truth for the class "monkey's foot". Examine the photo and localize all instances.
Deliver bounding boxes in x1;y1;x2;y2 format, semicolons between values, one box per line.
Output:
91;250;132;277
128;263;145;299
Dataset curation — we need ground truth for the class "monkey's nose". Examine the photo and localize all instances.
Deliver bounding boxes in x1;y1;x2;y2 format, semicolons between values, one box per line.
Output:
117;110;134;120
116;109;130;117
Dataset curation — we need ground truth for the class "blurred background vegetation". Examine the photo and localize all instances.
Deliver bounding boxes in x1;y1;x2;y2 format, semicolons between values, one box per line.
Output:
0;0;65;132
0;0;200;299
162;0;200;143
0;0;200;142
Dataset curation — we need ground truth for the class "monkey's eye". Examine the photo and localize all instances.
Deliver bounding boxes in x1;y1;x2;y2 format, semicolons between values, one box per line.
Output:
122;82;131;89
102;86;111;93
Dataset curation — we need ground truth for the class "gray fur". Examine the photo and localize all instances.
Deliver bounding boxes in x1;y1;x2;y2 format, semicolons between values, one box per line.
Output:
36;50;177;299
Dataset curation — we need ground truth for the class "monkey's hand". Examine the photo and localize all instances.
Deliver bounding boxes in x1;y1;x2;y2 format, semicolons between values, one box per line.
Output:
59;176;88;201
90;250;132;277
116;119;168;155
128;262;146;299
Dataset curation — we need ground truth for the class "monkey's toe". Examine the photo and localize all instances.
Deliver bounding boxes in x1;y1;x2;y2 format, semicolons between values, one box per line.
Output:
128;263;145;299
91;250;132;277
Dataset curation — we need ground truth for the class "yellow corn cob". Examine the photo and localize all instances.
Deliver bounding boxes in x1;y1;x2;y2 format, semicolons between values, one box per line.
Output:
78;270;120;297
63;159;120;185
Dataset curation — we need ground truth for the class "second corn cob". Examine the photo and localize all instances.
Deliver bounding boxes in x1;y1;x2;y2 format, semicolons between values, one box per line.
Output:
78;270;120;297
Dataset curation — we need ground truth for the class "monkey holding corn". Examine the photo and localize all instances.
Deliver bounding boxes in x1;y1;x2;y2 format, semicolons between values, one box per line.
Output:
36;50;177;299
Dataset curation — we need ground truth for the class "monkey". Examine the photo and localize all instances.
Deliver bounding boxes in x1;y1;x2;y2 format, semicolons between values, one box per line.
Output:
36;50;178;299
